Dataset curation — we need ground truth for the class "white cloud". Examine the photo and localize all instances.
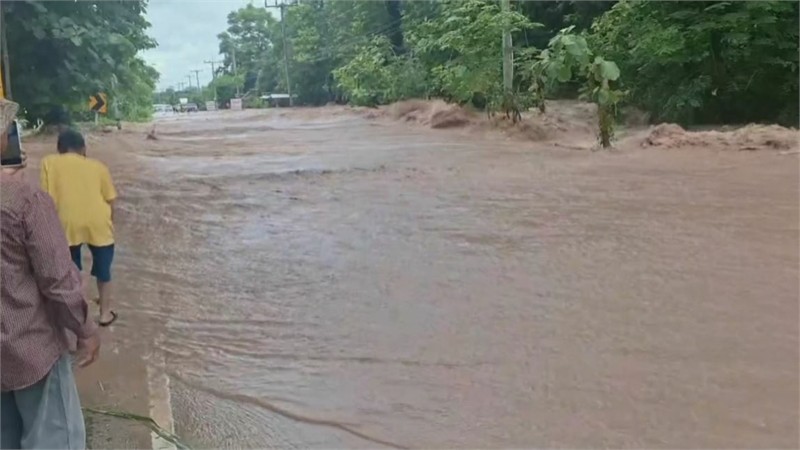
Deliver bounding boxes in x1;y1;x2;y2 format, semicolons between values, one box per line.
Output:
142;0;261;90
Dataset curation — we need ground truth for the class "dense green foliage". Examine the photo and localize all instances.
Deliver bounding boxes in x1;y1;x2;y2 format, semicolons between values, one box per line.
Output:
4;0;795;128
217;5;280;100
199;0;797;128
2;0;158;123
412;0;537;107
591;0;799;126
531;28;624;146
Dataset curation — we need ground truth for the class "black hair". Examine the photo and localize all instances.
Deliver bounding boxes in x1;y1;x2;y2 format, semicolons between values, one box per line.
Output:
57;128;85;154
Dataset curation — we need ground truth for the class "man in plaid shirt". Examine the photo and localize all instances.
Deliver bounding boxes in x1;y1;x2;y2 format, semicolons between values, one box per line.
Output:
1;98;100;449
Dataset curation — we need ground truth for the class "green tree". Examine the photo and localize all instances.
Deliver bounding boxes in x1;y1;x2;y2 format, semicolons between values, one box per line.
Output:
332;36;394;106
218;4;280;95
154;87;179;106
115;58;160;121
285;0;396;104
3;0;158;123
210;74;245;107
284;0;338;104
517;1;614;51
385;0;404;54
590;0;799;126
209;0;797;130
413;0;538;114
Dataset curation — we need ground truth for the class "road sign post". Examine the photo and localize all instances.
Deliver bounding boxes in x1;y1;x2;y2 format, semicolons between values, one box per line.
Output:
89;93;107;114
89;93;107;126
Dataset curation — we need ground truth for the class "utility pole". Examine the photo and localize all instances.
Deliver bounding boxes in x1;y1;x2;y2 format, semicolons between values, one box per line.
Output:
266;0;293;106
190;69;201;90
501;0;513;94
204;59;222;79
111;74;121;129
231;47;240;97
204;59;222;102
186;75;193;91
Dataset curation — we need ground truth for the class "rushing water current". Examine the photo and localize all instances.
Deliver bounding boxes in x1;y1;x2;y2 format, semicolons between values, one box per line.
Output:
85;110;797;448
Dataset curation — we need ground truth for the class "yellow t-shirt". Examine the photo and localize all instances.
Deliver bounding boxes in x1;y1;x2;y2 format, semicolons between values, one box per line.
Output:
40;153;117;247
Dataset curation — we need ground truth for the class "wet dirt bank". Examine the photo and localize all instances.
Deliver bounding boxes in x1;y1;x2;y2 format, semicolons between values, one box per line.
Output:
23;106;800;448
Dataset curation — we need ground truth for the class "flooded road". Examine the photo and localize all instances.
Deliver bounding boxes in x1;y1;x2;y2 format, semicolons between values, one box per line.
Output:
96;109;796;448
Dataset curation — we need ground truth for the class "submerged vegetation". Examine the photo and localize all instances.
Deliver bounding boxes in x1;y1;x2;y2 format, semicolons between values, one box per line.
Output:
3;0;797;137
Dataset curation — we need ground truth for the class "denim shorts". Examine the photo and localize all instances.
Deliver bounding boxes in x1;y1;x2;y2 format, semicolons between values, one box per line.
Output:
0;354;86;449
69;244;115;282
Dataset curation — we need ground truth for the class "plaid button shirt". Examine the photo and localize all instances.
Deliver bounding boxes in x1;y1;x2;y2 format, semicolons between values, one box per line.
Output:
1;175;96;391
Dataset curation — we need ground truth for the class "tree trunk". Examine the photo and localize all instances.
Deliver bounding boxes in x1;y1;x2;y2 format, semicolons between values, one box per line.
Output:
385;0;404;54
501;0;513;93
0;0;13;100
599;106;612;148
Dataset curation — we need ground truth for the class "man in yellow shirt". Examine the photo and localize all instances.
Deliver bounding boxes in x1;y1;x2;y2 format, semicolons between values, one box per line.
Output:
40;129;118;326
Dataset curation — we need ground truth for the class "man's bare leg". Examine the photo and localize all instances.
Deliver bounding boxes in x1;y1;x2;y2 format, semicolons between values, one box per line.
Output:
97;280;114;324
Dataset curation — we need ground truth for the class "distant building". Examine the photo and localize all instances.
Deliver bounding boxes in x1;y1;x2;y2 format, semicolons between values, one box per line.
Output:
260;93;296;108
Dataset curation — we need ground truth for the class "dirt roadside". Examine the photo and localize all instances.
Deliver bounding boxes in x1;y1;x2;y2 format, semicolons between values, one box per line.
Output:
77;329;153;449
24;133;157;450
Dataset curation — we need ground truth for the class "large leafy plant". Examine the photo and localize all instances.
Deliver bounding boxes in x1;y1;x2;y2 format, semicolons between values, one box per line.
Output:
529;27;623;147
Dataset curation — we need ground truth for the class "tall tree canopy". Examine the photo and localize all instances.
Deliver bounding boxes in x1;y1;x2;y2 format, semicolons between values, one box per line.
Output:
2;0;158;122
179;0;799;127
210;0;611;108
217;3;280;100
591;0;799;125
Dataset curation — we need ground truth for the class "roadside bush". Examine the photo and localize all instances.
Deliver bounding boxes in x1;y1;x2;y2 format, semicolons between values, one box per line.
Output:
590;0;799;126
333;37;394;106
244;97;266;109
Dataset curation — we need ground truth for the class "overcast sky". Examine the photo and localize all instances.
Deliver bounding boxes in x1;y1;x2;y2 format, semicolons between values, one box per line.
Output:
142;0;262;91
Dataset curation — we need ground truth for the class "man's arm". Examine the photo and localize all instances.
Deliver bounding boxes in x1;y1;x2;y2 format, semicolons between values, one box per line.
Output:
101;165;117;222
39;160;49;193
24;190;97;340
101;165;117;203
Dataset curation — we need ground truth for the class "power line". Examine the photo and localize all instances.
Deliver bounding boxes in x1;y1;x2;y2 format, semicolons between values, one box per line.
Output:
204;59;223;79
190;69;202;90
213;2;405;100
204;59;223;102
287;15;407;67
258;1;403;70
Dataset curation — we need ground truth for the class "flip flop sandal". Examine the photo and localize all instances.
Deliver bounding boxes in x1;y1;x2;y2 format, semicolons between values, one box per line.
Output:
99;311;118;327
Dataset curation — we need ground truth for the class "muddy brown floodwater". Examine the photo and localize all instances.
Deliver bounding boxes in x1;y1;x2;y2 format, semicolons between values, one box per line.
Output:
56;109;800;448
